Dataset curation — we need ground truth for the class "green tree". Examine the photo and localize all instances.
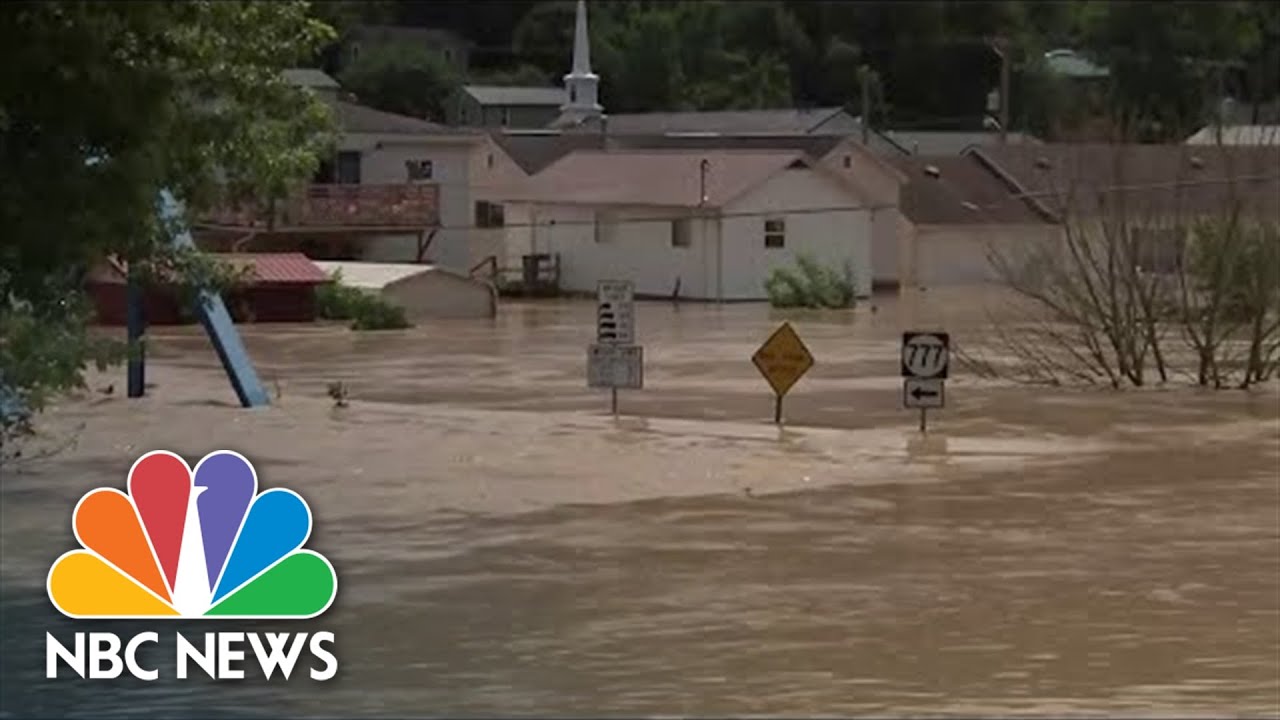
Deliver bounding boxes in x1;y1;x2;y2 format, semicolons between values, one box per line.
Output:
338;40;460;122
1080;0;1266;140
469;63;552;87
0;1;336;432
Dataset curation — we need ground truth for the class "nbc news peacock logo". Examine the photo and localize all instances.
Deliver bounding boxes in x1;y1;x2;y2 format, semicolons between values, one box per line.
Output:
45;451;339;681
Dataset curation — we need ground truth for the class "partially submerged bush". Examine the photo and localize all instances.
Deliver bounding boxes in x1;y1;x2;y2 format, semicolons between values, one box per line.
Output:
315;270;411;331
764;254;856;309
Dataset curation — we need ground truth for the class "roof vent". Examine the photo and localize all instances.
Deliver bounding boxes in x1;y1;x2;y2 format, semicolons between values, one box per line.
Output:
1034;156;1052;171
1189;155;1205;169
923;164;941;179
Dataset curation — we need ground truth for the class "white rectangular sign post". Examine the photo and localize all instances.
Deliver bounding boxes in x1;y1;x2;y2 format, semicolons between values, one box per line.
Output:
587;344;643;414
597;280;635;345
592;281;640;415
901;331;950;433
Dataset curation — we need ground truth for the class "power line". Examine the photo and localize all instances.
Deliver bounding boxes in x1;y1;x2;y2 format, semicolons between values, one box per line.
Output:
213;172;1277;235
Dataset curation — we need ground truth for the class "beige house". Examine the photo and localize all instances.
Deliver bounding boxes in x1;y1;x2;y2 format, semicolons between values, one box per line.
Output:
488;149;878;301
268;70;487;271
468;131;906;288
885;143;1280;297
886;153;1059;290
968;143;1280;272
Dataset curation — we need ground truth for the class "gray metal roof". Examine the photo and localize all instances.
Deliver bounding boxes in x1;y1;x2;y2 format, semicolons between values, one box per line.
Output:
463;85;565;107
1185;125;1280;146
490;131;852;175
282;68;340;89
594;107;855;135
1043;49;1110;79
326;98;463;136
876;130;1042;156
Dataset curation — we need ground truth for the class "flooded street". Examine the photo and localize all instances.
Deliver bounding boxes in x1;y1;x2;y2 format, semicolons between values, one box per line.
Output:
2;295;1278;717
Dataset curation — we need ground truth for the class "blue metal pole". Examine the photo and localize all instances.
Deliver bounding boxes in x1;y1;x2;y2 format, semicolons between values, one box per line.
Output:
157;189;270;408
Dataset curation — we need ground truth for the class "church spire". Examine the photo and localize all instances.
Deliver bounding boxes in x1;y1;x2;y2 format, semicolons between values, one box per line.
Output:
560;0;602;121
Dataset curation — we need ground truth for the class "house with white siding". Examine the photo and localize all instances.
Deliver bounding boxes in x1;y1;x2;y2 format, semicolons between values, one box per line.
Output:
490;149;876;301
202;69;486;273
471;129;906;290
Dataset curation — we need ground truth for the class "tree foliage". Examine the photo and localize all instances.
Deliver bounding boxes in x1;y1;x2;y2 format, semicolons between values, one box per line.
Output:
489;0;1275;137
0;1;337;435
764;255;857;309
338;40;461;122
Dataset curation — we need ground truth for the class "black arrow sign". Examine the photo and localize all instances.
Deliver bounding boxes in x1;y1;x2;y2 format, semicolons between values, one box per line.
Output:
911;386;939;400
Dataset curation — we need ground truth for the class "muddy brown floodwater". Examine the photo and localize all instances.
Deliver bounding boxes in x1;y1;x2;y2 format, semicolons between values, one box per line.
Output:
2;292;1278;717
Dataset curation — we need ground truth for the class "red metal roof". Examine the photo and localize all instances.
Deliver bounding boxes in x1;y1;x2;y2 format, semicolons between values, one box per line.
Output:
221;253;330;285
87;253;329;286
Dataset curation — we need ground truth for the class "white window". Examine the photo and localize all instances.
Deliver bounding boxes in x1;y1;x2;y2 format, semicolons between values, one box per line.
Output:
671;219;692;248
405;159;433;181
475;201;505;228
764;217;786;248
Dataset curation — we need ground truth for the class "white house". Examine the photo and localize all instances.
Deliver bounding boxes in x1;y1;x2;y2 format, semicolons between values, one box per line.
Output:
492;149;876;300
278;69;486;272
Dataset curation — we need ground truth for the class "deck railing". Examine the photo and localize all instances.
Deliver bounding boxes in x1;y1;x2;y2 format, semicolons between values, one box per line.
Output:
201;183;439;229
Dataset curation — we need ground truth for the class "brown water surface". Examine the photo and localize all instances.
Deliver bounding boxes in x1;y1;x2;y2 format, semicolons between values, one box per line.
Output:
2;295;1277;717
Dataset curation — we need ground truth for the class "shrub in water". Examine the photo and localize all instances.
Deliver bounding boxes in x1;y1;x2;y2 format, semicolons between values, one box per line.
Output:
764;254;856;309
315;270;412;330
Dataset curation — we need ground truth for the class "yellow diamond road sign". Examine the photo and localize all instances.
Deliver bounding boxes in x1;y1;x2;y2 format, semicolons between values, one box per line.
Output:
752;322;814;397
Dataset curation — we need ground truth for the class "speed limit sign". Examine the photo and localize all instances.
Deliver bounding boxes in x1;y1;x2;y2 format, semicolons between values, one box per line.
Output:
901;331;950;379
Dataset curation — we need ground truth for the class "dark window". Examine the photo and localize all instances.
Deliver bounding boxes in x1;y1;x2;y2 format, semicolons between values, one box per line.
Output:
475;201;505;228
843;155;852;169
1132;227;1185;273
486;153;495;169
501;108;511;126
569;86;577;103
336;151;361;184
406;159;433;181
764;218;785;248
672;219;692;248
313;159;336;184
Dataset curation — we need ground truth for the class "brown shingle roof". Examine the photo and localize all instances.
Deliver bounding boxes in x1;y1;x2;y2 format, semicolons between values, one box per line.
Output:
969;143;1280;221
496;150;817;208
885;154;1051;226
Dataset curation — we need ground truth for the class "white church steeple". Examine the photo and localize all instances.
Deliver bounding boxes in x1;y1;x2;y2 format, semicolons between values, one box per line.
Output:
560;0;602;122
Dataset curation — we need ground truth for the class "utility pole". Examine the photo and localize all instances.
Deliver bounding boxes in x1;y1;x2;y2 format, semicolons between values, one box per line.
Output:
859;65;871;146
990;37;1011;144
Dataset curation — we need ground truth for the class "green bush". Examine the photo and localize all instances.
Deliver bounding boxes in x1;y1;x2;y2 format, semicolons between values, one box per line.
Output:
764;254;856;309
315;270;411;331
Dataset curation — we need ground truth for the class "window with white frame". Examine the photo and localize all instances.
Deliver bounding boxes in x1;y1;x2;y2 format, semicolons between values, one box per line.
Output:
671;219;692;248
475;201;505;228
764;217;786;248
405;159;433;181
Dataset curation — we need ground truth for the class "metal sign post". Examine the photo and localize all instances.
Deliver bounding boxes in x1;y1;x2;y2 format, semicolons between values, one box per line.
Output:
591;280;640;415
751;322;814;426
902;331;950;433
